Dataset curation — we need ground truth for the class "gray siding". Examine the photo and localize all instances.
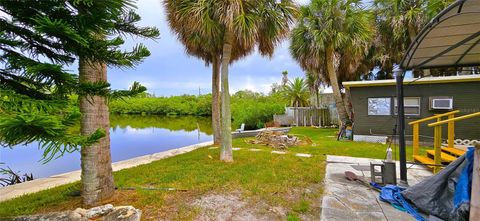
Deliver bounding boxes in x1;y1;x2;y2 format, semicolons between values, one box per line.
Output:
349;81;480;141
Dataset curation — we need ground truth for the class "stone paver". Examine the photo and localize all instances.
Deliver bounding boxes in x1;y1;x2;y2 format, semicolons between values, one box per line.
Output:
249;148;262;151
296;153;312;158
232;148;242;151
271;151;286;154
321;155;433;221
0;141;213;202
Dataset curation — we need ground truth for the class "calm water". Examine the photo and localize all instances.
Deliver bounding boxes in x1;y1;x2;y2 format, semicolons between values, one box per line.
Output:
0;115;212;179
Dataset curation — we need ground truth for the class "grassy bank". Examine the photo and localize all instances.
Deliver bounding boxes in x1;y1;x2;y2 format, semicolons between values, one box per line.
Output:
0;127;424;220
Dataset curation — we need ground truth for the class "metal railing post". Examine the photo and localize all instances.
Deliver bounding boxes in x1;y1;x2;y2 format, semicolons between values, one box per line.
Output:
448;114;455;148
413;123;419;157
433;118;442;174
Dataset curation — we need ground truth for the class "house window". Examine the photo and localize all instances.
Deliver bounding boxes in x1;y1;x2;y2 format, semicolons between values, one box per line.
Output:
368;98;391;116
394;97;421;116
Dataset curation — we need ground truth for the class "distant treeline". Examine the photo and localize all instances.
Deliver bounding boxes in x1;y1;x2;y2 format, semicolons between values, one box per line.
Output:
110;114;213;135
109;91;288;129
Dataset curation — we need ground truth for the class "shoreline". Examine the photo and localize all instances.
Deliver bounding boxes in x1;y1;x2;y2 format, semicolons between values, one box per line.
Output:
0;141;213;203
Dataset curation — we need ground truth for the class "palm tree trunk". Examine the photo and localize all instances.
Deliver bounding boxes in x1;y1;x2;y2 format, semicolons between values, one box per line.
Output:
220;30;233;162
325;46;349;123
212;56;221;145
79;57;115;207
343;89;353;120
315;86;320;108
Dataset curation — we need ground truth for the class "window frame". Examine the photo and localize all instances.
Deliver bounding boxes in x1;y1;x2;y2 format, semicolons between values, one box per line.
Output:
367;97;392;116
394;97;421;116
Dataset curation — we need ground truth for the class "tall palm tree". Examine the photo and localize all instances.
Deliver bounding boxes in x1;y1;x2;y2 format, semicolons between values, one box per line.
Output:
305;71;320;107
290;0;374;123
282;70;289;86
164;0;222;145
283;77;310;107
170;0;298;162
164;0;255;146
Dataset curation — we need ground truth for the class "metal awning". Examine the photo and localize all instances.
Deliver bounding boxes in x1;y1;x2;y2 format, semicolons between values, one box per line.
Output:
400;0;480;70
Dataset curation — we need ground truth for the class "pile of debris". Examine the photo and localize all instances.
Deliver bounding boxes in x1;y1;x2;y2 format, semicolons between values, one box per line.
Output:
247;130;302;149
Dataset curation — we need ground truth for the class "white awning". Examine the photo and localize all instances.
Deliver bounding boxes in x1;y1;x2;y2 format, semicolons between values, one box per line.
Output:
400;0;480;70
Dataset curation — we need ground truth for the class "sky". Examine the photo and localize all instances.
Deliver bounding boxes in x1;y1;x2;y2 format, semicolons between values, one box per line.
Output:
106;0;312;96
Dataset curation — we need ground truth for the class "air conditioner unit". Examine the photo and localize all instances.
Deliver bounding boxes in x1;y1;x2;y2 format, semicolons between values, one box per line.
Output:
432;98;453;110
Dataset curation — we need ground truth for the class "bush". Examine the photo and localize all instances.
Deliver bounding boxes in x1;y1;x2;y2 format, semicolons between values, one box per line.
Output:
109;94;212;116
109;90;289;129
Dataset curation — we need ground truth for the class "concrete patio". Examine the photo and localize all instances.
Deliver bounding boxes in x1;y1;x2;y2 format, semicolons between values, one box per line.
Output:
321;155;433;221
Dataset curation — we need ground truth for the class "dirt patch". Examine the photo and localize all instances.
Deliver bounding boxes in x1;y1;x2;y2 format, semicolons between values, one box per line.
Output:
191;192;284;221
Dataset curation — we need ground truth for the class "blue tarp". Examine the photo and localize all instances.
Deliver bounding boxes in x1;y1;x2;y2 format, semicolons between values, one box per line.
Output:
371;183;425;221
453;147;474;218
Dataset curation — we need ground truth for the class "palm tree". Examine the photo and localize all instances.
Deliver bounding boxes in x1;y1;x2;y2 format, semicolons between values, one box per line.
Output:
290;0;374;123
305;71;320;107
283;77;310;107
282;70;289;86
164;0;260;146
373;0;455;77
164;0;224;145
169;0;298;162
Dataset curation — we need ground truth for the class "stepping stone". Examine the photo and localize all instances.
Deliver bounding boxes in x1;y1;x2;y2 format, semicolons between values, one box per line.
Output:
208;146;218;149
296;153;312;158
249;148;262;152
232;148;242;151
271;151;286;155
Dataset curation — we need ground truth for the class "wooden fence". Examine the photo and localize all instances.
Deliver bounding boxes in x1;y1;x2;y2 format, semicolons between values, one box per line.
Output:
274;107;338;127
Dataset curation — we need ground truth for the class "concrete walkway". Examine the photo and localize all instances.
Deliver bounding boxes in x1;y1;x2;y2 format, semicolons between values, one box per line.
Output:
321;155;433;221
0;141;213;202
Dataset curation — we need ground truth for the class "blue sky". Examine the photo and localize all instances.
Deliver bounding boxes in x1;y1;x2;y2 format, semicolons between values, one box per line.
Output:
106;0;311;96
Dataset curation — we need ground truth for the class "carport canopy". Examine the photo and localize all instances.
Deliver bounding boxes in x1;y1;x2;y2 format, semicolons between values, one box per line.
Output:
400;0;480;70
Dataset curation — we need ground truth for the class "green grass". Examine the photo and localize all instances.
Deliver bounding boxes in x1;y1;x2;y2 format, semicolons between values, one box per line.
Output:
283;127;425;161
0;127;426;219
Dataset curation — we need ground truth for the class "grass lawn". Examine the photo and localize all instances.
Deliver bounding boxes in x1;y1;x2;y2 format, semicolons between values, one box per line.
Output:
0;127;426;220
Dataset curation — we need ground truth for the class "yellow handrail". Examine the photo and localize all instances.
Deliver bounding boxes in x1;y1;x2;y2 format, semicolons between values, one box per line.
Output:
428;112;480;127
427;112;480;174
408;110;460;125
409;110;459;157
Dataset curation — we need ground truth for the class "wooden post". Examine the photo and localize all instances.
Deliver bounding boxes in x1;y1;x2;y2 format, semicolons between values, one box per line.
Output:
295;109;298;126
448;114;455;148
471;144;480;220
413;123;419;157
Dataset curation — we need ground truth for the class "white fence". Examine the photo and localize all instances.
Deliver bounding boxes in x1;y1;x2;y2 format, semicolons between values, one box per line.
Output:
274;107;338;127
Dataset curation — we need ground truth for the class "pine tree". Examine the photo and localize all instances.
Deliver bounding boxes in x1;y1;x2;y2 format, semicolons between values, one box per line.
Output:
0;0;159;206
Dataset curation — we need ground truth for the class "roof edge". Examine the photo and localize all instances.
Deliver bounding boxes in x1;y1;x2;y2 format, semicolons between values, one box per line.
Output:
343;75;480;88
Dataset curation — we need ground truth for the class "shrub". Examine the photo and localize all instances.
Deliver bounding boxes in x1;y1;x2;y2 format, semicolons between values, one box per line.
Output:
109;91;289;129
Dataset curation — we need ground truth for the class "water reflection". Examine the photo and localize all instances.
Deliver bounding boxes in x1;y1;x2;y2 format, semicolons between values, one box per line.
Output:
0;115;212;179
